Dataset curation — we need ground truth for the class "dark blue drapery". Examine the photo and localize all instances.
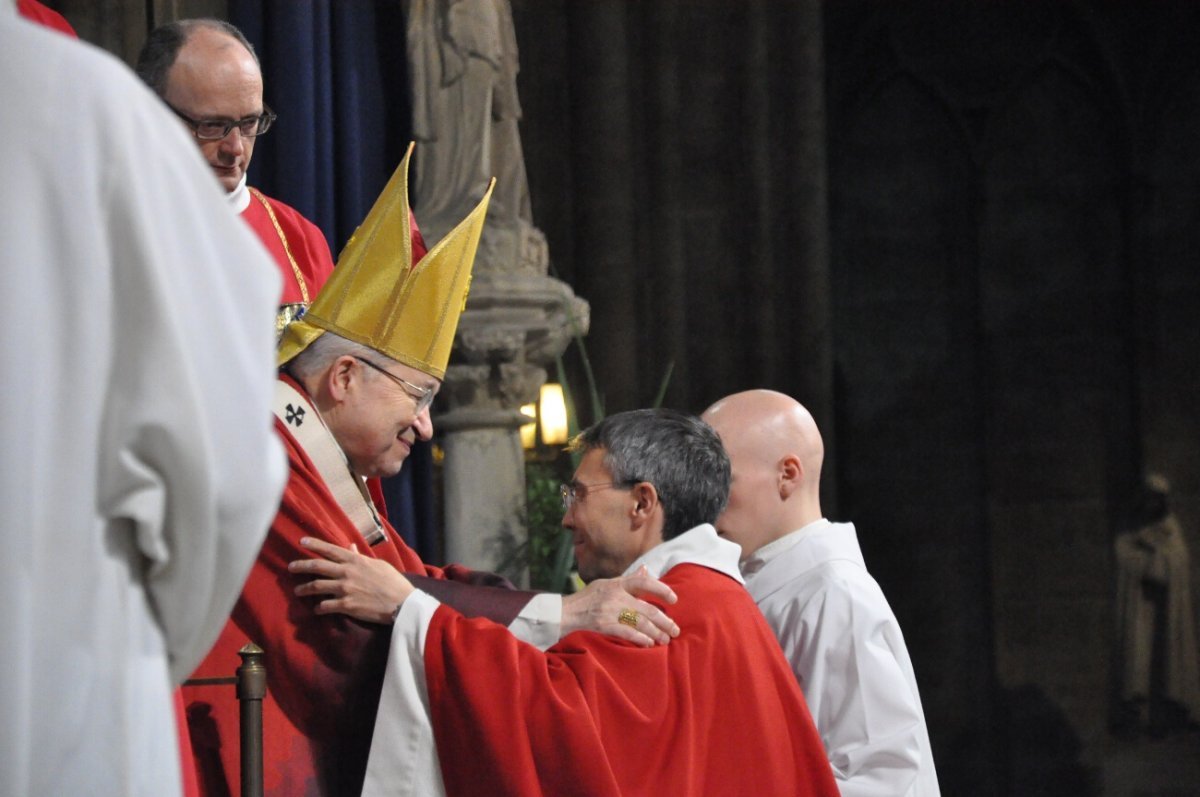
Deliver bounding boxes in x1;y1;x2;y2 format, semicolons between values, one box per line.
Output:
231;0;438;562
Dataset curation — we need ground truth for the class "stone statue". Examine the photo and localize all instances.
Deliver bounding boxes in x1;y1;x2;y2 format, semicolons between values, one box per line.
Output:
407;0;535;272
405;0;589;579
1114;474;1200;733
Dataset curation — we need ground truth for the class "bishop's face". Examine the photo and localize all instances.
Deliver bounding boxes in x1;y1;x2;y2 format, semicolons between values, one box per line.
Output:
328;358;438;479
163;28;264;193
562;448;641;583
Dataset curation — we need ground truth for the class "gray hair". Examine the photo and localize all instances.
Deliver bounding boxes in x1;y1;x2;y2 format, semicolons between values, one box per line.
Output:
286;333;399;385
135;18;259;98
572;409;730;541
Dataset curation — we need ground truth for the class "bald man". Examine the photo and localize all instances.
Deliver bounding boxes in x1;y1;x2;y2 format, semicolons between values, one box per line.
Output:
702;390;940;797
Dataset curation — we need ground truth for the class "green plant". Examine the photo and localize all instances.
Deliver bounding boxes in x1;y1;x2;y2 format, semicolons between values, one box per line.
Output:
523;460;573;591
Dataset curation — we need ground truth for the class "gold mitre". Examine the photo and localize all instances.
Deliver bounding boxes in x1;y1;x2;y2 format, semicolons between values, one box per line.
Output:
278;143;494;379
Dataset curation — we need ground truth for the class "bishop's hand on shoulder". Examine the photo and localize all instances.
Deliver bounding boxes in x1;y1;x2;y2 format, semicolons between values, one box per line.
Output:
289;537;414;624
561;565;681;647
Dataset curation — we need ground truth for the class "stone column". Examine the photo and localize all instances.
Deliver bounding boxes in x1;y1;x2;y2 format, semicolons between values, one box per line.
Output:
437;226;589;581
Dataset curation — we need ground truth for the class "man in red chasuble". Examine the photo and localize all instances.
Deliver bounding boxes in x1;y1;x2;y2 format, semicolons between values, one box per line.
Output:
134;19;423;335
298;408;841;797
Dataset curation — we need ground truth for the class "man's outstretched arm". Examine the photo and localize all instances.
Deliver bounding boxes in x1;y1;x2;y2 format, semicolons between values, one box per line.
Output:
291;538;681;646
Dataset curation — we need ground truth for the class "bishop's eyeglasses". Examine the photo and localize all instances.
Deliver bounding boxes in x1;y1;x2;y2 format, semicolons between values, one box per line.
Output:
353;356;436;415
167;102;277;140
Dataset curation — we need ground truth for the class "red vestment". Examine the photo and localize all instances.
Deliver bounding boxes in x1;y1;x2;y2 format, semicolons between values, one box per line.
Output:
17;0;76;37
424;561;840;797
239;190;336;307
184;377;531;796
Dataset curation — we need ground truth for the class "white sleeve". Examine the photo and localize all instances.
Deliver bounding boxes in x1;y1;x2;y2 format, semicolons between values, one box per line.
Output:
362;590;558;795
362;591;446;797
507;592;562;650
785;576;924;797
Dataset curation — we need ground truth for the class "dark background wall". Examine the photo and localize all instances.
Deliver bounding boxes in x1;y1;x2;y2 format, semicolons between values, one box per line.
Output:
49;0;1200;792
510;1;1200;794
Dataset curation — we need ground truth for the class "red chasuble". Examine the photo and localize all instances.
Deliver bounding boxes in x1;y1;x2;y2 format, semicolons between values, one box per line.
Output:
183;377;530;797
239;190;336;307
425;563;840;797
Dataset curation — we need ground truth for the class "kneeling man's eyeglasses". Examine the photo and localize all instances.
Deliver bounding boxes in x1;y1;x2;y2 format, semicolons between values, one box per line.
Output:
559;481;638;512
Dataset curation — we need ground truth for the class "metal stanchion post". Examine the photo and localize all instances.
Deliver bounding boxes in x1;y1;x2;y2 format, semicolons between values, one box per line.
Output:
236;644;266;797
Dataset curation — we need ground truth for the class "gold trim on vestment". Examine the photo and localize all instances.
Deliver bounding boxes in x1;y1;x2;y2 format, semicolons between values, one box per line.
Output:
250;186;310;304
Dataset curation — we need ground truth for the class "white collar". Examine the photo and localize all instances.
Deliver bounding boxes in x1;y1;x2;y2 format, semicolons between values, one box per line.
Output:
227;175;251;213
741;518;831;577
622;524;744;585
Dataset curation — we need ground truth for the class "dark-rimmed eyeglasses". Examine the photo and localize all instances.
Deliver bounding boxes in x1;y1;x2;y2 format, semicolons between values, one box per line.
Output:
353;356;436;415
166;101;277;140
559;480;638;512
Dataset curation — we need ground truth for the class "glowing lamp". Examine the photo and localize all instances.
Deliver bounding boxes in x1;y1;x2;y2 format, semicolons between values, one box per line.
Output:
539;383;569;446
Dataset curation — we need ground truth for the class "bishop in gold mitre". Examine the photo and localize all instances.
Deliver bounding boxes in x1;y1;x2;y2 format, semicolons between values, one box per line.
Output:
182;143;503;797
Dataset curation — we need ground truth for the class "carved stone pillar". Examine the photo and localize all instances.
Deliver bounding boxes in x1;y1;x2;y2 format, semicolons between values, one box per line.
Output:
408;0;588;577
437;224;589;580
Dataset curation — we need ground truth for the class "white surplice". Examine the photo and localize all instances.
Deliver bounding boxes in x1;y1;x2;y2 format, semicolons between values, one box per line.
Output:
0;8;286;796
742;520;941;797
